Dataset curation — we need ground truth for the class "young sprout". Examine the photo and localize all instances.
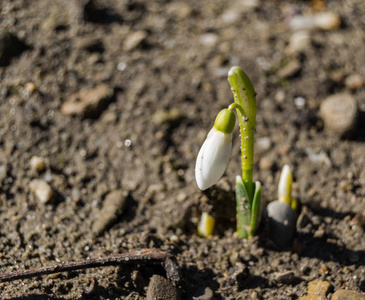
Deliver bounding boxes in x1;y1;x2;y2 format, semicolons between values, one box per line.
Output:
278;164;292;205
195;66;261;239
278;164;298;211
264;165;298;248
197;212;215;237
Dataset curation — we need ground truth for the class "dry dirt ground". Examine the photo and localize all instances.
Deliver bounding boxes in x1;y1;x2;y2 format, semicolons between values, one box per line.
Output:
0;0;365;299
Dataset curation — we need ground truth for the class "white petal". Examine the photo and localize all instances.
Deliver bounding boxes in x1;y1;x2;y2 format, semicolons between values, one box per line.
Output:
195;128;232;190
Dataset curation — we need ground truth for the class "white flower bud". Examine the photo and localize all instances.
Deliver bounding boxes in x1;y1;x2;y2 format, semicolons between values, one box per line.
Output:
195;128;232;190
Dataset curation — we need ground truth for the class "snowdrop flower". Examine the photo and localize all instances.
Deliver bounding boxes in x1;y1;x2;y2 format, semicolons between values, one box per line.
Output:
195;109;236;190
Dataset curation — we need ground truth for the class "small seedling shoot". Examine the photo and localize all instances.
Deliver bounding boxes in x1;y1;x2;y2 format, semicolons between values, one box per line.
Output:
264;164;298;248
195;66;261;238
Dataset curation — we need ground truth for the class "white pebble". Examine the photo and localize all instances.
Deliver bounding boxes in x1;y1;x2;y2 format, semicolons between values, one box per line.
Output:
257;137;272;152
199;33;218;47
274;90;286;103
29;179;53;204
314;12;341;30
169;235;179;243
345;73;364;90
320;93;358;137
30;156;46;172
286;30;311;54
294;97;306;109
289;12;341;31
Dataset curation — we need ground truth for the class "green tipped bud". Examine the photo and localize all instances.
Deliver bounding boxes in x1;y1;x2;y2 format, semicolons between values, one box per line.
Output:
213;109;236;134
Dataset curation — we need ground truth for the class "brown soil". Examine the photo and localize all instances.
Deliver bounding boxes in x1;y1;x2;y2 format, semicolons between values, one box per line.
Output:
0;0;364;299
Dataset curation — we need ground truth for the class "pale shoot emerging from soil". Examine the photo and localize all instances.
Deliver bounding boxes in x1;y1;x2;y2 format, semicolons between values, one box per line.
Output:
197;212;215;237
195;66;261;239
278;164;298;212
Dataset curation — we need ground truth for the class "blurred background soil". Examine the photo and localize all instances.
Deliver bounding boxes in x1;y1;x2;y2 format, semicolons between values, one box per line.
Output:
0;0;364;299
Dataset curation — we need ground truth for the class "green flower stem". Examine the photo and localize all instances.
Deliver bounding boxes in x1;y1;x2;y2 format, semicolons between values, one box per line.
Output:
228;67;257;200
228;103;245;116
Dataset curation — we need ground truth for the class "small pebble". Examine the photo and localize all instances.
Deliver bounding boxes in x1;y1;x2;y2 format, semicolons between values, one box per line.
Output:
0;165;7;183
169;235;179;243
314;12;341;30
274;271;295;284
320;264;329;275
74;36;102;52
289;12;341;31
193;286;214;300
146;275;180;300
147;184;165;195
257;137;272;152
299;279;331;300
313;227;325;238
152;108;183;125
264;201;297;248
286;30;311;54
199;33;218;47
29;179;54;204
345;73;364;90
251;291;259;300
225;262;248;285
176;192;187;202
124;30;148;51
277;60;301;79
92;190;128;236
274;90;286;103
24;82;36;94
61;84;114;118
294;97;306;109
320;93;358;137
259;155;275;170
221;0;258;23
29;156;46;172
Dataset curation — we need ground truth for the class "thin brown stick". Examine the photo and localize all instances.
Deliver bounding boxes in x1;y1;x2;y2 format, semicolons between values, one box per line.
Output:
0;248;180;285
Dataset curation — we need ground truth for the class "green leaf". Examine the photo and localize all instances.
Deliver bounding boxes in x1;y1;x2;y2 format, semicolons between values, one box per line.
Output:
235;176;251;239
249;181;262;237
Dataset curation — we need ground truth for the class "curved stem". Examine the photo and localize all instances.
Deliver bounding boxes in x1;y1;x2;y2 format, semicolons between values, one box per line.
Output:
228;103;245;116
228;67;257;201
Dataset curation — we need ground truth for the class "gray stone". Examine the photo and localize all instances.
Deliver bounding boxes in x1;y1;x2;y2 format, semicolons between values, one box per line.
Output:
124;31;148;51
0;165;7;183
277;60;301;79
29;179;54;204
30;156;46;172
193;287;214;300
152;108;183;125
273;271;295;284
320;93;358;137
146;275;180;300
92;190;128;236
264;201;297;249
345;73;364;90
61;84;114;118
286;31;311;54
